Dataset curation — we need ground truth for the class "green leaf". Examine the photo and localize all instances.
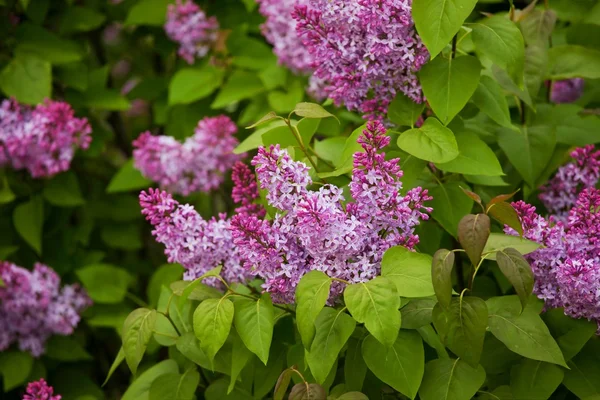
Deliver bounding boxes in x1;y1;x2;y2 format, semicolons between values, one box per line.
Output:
205;379;253;400
43;171;85;207
306;307;356;384
60;6;106;33
177;266;223;307
493;65;534;109
519;9;557;46
388;92;425;127
0;351;34;391
483;233;541;260
344;337;367;392
429;181;474;236
149;368;200;400
170;280;221;302
15;23;83;64
471;16;525;86
107;159;153;193
233;293;274;365
412;0;478;58
193;297;234;362
418;324;449;359
401;299;437;329
362;331;424;399
247;111;280;129
176;333;229;374
543;308;597;361
457;214;491;267
13;196;43;255
397;118;459;163
148;264;185;307
548;45;600;79
548;104;600;146
419;56;481;124
122;308;158;374
0;174;15;204
432;297;488;367
496;248;534;311
274;368;295;400
228;330;252;394
211;70;265;109
337;393;369;400
0;53;51;104
292;102;337;121
289;383;327;400
253;342;287;398
344;277;401;347
471;75;512;128
77;264;131;304
487;202;523;236
563;346;600;399
419;358;486;400
524;44;549;99
45;336;92;361
229;35;277;71
121;360;179;400
168;65;225;105
510;359;564;400
103;347;125;386
236;121;288;154
153;313;179;346
125;0;171;26
380;246;435;298
296;271;331;349
497;124;556;187
436;130;505;176
486;296;567;367
85;90;131;111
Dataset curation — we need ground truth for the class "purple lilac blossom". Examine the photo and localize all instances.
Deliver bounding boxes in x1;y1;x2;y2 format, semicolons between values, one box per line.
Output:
551;78;585;104
164;0;219;64
293;0;428;120
506;189;600;331
0;262;91;357
230;121;432;303
539;145;600;221
257;0;314;74
133;115;243;196
22;378;61;400
139;163;264;284
0;99;91;178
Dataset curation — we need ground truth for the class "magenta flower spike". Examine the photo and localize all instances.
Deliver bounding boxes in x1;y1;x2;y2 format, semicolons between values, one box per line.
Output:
23;378;61;400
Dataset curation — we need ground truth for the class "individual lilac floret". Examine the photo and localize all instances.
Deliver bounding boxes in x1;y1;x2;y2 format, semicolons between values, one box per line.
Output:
293;0;428;120
0;262;91;357
164;0;219;64
133;115;243;196
539;145;600;221
551;78;585;104
257;0;314;74
0;99;91;178
140;164;264;283
231;121;432;303
506;189;600;331
23;378;61;400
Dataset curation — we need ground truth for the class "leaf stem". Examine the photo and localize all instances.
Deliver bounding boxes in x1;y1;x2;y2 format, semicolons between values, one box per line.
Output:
284;119;326;182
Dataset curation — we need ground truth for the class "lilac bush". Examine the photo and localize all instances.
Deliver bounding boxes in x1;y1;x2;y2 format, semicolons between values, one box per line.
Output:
22;379;61;400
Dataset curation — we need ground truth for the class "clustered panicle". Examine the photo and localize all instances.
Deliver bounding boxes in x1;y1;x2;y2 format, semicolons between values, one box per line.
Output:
0;262;91;357
551;78;585;104
164;0;219;64
293;0;428;120
133;115;243;196
230;121;432;303
506;189;600;331
256;0;314;74
22;378;61;400
0;98;91;178
139;161;265;284
539;145;600;221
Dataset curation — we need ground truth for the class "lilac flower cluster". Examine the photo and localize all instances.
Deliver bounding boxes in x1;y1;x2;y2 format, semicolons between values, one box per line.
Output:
506;189;600;331
140;163;264;284
22;379;61;400
0;99;91;178
230;121;432;302
0;262;91;357
133;115;243;196
293;0;428;120
551;78;585;104
164;0;219;64
256;0;314;74
539;145;600;221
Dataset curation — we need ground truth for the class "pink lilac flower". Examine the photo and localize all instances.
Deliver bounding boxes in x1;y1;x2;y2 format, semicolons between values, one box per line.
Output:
257;0;314;74
23;378;61;400
164;0;219;64
0;99;91;178
0;262;91;357
506;189;600;331
133;115;243;196
293;0;428;120
539;145;600;221
551;78;585;104
139;164;265;284
230;121;432;303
